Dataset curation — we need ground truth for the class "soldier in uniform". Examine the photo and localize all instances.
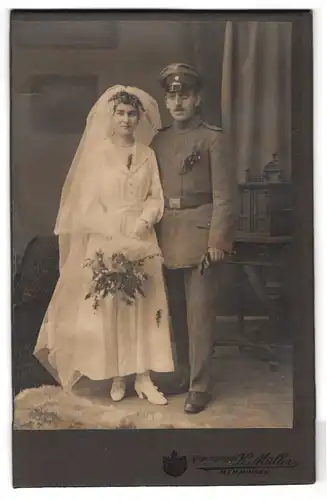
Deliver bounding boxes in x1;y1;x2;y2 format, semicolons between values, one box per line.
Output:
151;63;236;414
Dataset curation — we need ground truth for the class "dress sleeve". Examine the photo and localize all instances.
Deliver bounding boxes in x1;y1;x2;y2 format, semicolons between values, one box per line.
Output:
75;166;112;237
139;148;164;227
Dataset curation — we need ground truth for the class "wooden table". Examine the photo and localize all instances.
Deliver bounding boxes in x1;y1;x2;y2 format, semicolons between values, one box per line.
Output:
217;232;292;370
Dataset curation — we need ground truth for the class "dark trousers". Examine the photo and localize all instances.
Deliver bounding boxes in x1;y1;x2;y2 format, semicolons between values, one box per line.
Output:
164;265;218;393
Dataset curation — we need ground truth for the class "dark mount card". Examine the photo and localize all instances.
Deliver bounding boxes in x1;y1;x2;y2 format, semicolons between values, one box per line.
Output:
10;9;315;487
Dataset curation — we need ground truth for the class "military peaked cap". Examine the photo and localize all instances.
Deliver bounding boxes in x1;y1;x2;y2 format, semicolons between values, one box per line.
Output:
159;63;202;92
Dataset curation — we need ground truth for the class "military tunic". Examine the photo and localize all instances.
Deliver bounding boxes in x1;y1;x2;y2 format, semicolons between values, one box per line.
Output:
151;115;235;269
150;115;236;394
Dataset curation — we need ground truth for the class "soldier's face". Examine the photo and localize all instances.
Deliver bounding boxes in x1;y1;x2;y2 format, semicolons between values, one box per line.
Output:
165;89;201;122
112;103;140;136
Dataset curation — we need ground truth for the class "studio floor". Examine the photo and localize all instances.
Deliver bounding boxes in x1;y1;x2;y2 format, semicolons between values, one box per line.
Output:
14;346;293;430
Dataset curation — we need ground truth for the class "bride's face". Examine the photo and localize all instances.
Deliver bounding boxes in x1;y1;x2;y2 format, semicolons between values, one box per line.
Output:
112;103;140;137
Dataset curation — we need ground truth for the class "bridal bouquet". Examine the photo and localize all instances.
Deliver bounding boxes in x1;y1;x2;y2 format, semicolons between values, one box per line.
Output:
84;249;159;310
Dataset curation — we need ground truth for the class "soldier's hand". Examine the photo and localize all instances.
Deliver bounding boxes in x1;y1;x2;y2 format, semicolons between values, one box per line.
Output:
208;247;225;262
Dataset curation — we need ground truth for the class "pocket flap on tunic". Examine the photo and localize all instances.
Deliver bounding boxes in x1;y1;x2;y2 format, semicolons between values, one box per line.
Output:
193;203;213;228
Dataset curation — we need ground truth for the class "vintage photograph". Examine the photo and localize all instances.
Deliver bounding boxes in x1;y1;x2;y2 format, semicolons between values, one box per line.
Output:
12;12;295;434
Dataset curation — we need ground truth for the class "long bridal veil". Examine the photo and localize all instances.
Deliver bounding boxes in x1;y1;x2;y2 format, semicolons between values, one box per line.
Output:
54;85;162;269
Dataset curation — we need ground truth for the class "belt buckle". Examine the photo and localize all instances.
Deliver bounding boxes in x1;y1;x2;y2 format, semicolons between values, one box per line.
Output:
169;197;181;209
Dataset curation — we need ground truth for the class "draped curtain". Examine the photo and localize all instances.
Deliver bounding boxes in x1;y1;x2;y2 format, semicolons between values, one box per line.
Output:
221;21;292;182
182;21;225;125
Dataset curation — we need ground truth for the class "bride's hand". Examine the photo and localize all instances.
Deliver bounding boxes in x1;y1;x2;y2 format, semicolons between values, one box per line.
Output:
133;219;150;239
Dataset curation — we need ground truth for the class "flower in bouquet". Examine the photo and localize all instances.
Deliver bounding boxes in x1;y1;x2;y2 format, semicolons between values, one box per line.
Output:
84;249;160;310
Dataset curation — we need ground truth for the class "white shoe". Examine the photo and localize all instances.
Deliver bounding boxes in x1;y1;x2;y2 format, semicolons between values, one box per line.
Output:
110;377;126;402
135;372;168;406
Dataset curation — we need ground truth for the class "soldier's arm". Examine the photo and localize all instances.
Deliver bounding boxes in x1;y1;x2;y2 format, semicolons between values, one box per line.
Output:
208;132;237;254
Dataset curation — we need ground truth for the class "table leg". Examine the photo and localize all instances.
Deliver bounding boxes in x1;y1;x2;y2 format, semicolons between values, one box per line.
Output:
243;265;281;370
235;266;248;352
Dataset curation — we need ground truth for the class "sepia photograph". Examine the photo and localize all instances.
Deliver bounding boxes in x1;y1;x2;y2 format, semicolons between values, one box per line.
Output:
10;9;315;487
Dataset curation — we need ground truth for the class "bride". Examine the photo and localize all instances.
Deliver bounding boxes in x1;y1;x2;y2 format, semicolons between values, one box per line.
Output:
33;85;174;405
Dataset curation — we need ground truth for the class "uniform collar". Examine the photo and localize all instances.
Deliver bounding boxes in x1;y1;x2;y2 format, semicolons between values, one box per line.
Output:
172;114;202;134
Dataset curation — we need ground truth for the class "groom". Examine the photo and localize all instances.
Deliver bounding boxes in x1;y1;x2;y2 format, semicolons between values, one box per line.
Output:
151;63;236;414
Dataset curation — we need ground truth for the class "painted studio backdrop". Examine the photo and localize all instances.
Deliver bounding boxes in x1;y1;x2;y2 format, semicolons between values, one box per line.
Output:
11;19;292;267
11;16;295;433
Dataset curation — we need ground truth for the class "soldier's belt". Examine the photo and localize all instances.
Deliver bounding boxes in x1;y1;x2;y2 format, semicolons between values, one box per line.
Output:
164;193;213;209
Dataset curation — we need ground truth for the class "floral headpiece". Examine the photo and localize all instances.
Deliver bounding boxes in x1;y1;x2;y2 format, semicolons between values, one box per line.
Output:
109;90;145;113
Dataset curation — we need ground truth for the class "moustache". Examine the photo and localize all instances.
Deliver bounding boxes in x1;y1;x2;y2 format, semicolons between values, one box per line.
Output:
174;108;184;112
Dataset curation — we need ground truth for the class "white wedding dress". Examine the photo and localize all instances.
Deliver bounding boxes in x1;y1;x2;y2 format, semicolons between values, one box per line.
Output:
34;140;174;389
